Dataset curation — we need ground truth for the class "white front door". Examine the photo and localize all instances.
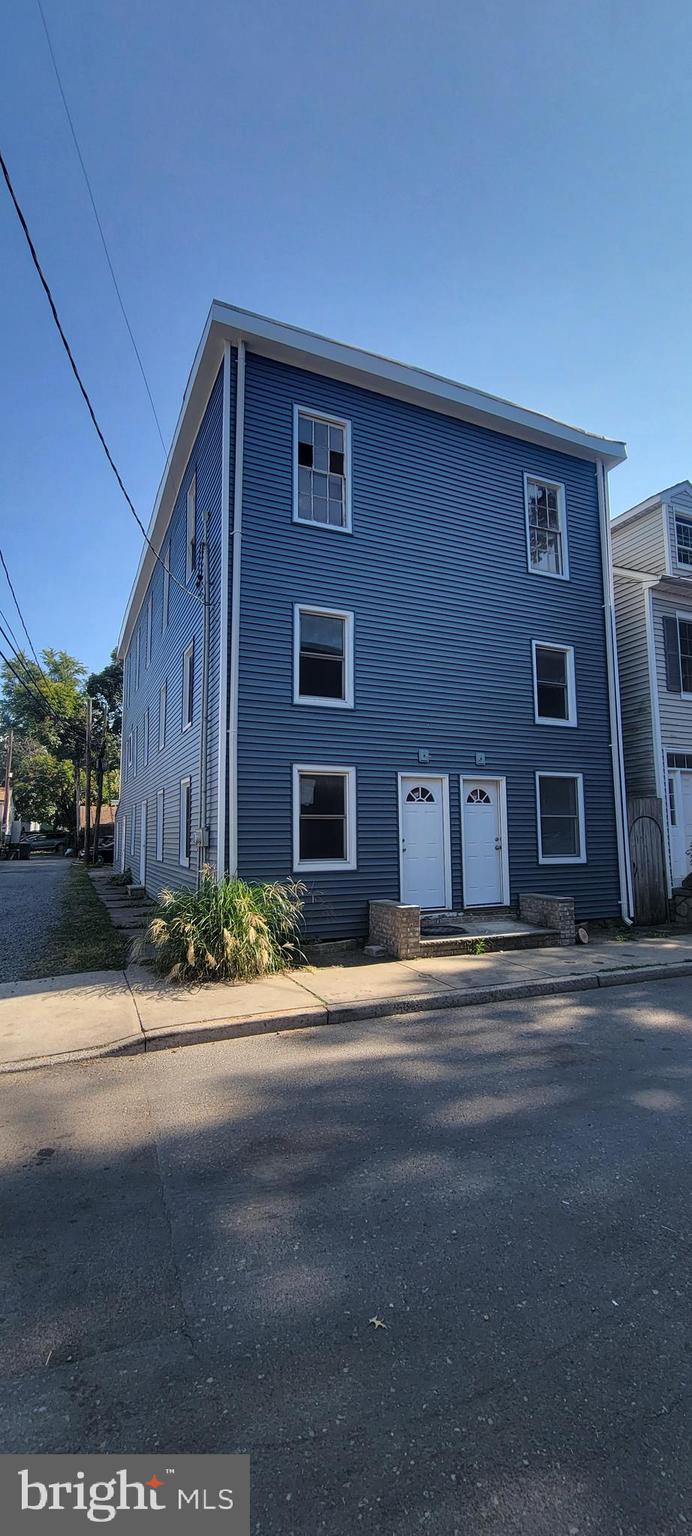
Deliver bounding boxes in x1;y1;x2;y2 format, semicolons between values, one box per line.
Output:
670;770;692;885
400;775;450;908
139;800;147;888
461;778;505;906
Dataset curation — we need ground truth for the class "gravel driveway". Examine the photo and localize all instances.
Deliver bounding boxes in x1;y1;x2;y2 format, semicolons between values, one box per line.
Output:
0;857;70;981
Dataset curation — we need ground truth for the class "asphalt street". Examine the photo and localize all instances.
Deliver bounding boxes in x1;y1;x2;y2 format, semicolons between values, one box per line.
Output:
1;977;691;1533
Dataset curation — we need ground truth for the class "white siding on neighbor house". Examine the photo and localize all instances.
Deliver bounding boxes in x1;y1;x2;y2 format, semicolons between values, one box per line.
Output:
652;586;692;752
667;487;692;577
613;572;657;796
611;504;667;575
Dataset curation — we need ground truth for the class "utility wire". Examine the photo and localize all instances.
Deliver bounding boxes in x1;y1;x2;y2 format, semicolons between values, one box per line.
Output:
36;0;166;453
0;545;43;671
0;148;203;608
0;601;23;661
0;641;82;745
0;619;81;736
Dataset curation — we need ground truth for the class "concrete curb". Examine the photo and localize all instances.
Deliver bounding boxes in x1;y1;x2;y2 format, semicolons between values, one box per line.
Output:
2;957;691;1073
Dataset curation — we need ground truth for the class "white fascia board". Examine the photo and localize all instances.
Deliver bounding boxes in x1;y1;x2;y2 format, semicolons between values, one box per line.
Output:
118;301;627;655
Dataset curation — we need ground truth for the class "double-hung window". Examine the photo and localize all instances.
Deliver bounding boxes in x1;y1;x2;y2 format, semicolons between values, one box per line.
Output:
179;776;192;867
182;641;194;730
679;616;692;694
292;765;356;871
525;475;568;578
156;787;164;861
146;595;152;667
129;805;136;858
159;681;167;750
536;772;586;863
186;474;196;581
675;515;692;569
532;642;576;726
143;708;149;767
294;407;351;531
294;605;354;707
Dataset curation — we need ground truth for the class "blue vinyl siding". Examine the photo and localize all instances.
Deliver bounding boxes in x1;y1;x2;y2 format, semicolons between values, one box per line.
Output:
117;362;226;897
237;351;620;936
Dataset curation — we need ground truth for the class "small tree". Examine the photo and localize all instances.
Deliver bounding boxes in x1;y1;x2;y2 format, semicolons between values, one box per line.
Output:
86;654;122;861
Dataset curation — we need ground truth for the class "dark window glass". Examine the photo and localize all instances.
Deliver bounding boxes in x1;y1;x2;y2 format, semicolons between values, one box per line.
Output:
297;413;346;526
185;785;192;860
298;440;313;467
680;620;692;693
539;776;580;857
299;773;347;860
536;646;569;719
676;517;692;566
299;613;345;699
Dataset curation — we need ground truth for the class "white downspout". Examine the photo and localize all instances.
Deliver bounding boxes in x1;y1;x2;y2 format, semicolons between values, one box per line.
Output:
597;459;634;922
216;341;232;876
228;339;245;878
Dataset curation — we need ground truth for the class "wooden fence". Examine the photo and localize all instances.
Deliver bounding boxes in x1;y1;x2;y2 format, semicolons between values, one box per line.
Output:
627;795;668;925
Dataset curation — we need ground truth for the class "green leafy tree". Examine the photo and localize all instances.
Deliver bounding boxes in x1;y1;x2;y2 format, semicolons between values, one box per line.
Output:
86;653;122;859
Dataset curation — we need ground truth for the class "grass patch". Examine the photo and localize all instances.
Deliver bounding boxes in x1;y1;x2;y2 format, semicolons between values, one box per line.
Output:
31;863;128;978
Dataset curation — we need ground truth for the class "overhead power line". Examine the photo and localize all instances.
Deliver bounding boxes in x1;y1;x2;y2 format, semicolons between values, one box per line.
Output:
0;641;82;745
0;148;202;608
0;544;43;671
36;0;166;453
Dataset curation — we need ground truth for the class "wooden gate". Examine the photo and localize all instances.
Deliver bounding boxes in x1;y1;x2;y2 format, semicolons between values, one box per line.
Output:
628;796;668;924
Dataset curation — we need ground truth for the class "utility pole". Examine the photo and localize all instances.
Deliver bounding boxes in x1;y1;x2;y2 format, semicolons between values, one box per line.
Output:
84;697;92;864
2;729;13;841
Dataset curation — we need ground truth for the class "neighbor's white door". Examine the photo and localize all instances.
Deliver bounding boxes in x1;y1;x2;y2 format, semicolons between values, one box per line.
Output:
400;776;448;908
462;779;504;906
671;771;692;884
139;799;147;888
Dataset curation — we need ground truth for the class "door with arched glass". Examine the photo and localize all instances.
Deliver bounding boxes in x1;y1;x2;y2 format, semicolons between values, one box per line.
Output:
399;775;451;908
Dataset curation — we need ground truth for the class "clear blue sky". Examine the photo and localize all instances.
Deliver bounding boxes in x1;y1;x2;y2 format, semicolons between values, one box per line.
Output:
2;0;691;673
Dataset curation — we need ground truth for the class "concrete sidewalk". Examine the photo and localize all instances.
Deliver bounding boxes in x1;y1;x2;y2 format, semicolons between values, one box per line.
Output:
1;933;692;1072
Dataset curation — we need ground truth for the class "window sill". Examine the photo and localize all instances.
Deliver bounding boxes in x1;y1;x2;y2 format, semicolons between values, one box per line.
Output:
293;859;357;873
294;695;354;710
292;513;352;535
527;567;570;582
538;854;587;865
534;716;578;728
182;722;193;734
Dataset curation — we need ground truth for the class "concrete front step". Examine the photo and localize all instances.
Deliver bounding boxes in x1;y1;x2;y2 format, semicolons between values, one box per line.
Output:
418;927;560;957
108;909;152;930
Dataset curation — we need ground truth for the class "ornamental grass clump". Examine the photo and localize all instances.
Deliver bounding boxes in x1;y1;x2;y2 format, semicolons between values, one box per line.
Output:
143;867;306;983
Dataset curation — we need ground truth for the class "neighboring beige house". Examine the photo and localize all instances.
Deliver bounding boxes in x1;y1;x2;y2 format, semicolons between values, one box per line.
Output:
611;480;692;893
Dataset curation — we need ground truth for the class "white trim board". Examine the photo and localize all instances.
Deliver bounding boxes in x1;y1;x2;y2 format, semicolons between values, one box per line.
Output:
459;775;510;908
397;772;452;910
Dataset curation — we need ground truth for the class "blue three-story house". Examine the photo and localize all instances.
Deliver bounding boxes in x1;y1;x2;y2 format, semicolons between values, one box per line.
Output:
116;304;631;939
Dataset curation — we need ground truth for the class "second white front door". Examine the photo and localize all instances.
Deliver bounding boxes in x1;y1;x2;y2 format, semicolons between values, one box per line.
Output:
400;776;449;908
461;778;505;906
139;799;147;888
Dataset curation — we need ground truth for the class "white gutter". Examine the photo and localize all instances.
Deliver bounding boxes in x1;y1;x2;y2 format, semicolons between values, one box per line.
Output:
597;461;634;922
644;584;674;897
227;340;245;877
216;341;232;876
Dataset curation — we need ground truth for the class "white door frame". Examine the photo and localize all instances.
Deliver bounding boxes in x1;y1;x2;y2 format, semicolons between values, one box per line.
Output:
460;775;510;907
397;772;452;909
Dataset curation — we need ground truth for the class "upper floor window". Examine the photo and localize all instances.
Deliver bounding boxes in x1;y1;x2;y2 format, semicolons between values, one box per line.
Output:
146;594;153;667
179;776;192;868
156;787;165;861
159;680;167;750
143;707;149;767
134;629;141;690
163;541;171;630
675;515;692;569
536;772;586;864
293;605;354;707
182;641;194;730
663;613;692;696
186;474;197;581
532;642;577;726
293;407;351;532
525;475;568;579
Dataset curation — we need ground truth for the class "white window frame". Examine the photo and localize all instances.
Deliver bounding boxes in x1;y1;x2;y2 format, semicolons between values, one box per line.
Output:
292;404;352;534
159;680;167;751
182;640;194;731
146;594;152;667
163;541;171;630
134;630;141;690
120;814;127;873
156;787;164;862
143;707;149;767
129;804;136;858
179;776;191;868
524;473;569;581
535;771;586;865
293;604;354;708
531;640;577;727
186;474;197;581
674;513;692;571
127;729;134;779
292;764;357;872
676;611;692;699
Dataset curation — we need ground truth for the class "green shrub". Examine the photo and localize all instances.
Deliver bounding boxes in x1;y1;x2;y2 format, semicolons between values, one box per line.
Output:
110;867;133;887
141;867;306;982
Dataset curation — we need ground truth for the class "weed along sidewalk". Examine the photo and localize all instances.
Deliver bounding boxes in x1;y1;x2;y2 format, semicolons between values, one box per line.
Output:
1;929;692;1072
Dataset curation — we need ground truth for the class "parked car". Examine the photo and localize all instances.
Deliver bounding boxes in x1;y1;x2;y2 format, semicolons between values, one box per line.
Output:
27;831;67;855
